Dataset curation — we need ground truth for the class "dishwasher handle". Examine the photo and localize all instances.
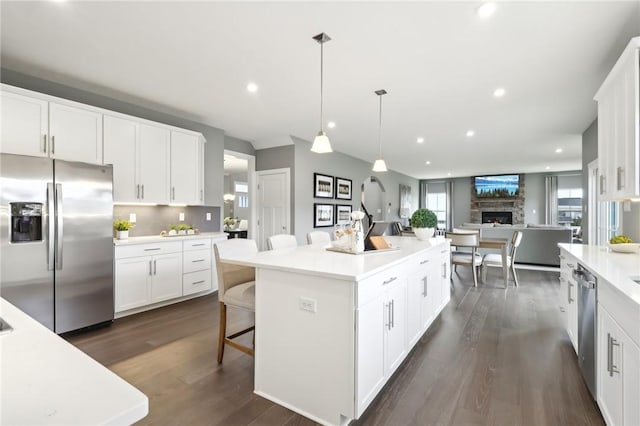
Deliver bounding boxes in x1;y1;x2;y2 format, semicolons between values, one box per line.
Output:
579;279;596;290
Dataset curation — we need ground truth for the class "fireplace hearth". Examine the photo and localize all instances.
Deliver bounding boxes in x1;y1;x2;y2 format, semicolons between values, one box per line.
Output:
482;211;513;224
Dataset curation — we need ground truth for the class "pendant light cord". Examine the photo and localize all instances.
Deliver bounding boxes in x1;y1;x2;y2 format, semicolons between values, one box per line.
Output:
378;94;383;158
320;42;324;131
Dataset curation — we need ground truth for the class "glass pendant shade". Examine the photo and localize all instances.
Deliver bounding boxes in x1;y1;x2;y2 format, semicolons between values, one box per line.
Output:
311;131;332;153
372;159;388;172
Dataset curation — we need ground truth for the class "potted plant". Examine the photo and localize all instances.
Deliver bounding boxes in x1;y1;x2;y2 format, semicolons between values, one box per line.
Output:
168;224;178;236
114;219;133;240
177;224;189;235
410;208;437;241
186;224;195;235
224;216;236;231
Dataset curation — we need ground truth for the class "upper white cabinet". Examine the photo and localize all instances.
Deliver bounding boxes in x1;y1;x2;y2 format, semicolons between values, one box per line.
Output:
138;123;171;204
0;90;48;157
1;86;102;164
170;130;204;205
49;102;102;164
595;37;640;201
104;115;139;203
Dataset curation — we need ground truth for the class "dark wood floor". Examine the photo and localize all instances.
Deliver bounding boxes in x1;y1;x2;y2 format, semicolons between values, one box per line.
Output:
66;267;604;426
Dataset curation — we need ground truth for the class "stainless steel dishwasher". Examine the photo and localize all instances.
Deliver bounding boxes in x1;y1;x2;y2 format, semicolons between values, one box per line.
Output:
573;264;597;399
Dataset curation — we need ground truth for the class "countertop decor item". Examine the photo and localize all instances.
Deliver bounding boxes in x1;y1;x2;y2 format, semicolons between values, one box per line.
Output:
114;219;133;240
607;243;640;253
410;208;437;240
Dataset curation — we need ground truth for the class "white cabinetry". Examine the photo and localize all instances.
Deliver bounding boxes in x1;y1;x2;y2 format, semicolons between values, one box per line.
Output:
1;85;102;164
170;130;204;205
182;238;212;296
559;250;578;353
104;115;139;203
138;124;170;204
114;241;182;313
595;37;640;200
597;280;640;426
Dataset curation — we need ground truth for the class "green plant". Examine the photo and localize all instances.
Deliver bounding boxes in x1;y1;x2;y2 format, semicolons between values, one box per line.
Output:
410;208;437;229
224;216;236;226
571;217;582;226
169;224;177;231
177;224;189;231
114;219;133;231
186;224;193;230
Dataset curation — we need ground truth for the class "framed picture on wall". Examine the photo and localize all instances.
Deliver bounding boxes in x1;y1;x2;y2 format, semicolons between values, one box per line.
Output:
314;173;334;198
335;177;352;200
314;203;334;227
336;204;352;225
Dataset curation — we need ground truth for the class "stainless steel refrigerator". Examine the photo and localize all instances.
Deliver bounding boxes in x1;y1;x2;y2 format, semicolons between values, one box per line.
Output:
0;153;114;334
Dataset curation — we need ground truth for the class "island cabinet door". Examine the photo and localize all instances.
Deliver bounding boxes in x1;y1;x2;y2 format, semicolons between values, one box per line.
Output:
356;293;386;416
406;269;427;348
384;279;407;376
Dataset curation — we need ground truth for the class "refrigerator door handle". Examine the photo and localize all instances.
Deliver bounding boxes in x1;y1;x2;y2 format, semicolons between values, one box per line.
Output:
47;183;55;271
55;183;63;270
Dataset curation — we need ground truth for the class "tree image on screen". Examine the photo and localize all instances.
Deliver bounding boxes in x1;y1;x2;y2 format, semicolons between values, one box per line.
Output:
475;175;520;198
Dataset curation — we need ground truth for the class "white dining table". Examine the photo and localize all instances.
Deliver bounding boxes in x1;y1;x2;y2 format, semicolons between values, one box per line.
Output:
479;237;510;287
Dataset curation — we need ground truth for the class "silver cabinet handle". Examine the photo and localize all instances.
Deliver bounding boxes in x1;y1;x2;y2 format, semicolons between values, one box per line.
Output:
51;135;56;154
608;333;620;376
567;263;575;269
43;135;48;153
136;184;140;199
442;263;447;278
617;166;624;191
141;184;144;199
420;259;429;264
423;277;427;297
144;248;161;251
390;299;395;329
172;186;175;200
192;259;205;263
383;277;397;285
153;259;157;275
385;303;391;330
149;260;152;276
600;175;606;195
47;183;55;270
192;243;206;247
55;184;63;270
200;189;203;201
440;249;448;254
568;283;574;303
192;280;205;285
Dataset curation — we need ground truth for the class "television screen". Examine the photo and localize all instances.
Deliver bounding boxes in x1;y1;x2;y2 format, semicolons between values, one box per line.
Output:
474;174;520;198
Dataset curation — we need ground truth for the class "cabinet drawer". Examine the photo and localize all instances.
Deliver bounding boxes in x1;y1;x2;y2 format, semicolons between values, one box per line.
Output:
183;269;211;296
183;248;212;273
115;241;182;259
357;263;405;308
183;238;211;251
599;278;640;347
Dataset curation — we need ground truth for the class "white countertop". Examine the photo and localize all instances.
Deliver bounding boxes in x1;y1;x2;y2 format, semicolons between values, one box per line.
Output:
113;231;227;246
220;236;450;281
0;298;148;425
558;243;640;306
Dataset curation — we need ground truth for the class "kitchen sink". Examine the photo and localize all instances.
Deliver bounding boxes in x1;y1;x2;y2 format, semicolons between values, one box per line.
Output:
0;317;13;335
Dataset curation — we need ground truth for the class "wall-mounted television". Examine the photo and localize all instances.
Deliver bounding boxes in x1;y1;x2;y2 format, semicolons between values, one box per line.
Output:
474;174;520;198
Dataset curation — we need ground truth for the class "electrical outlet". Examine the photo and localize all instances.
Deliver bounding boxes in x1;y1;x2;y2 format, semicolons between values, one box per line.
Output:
179;212;185;221
129;213;136;223
299;297;317;313
206;212;211;221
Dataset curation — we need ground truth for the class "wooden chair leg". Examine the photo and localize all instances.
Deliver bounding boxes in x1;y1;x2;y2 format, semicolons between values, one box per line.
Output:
217;302;227;364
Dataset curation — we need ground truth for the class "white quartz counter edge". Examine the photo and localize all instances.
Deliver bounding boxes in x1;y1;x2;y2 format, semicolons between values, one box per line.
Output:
113;232;227;246
219;236;450;282
0;298;149;425
558;243;640;306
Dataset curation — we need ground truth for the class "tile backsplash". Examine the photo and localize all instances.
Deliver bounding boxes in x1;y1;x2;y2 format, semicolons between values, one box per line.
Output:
113;205;221;237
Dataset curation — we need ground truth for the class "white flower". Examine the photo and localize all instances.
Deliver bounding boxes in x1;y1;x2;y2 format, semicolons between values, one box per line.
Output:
351;211;365;220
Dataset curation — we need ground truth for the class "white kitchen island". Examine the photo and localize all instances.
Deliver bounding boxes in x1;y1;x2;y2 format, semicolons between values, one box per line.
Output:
219;235;451;426
0;298;148;425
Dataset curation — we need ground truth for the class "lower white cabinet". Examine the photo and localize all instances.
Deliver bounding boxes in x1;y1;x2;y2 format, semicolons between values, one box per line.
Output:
149;252;183;303
559;249;578;353
597;300;640;426
384;277;407;376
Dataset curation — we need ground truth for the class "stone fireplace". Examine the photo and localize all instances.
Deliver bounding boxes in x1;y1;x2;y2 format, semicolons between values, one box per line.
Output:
482;211;513;224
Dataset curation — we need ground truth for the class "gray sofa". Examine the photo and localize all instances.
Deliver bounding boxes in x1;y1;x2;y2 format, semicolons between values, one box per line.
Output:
457;224;573;266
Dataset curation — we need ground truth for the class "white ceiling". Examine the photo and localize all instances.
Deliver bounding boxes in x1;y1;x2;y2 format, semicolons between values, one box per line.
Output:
1;1;639;179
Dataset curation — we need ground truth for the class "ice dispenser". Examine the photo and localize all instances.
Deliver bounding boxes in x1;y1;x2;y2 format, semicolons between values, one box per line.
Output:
10;202;43;243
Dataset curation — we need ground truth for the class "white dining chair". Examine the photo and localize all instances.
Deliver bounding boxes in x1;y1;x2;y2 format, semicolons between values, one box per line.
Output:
445;231;482;287
238;219;248;230
481;230;523;287
213;239;258;363
306;231;331;245
267;234;298;250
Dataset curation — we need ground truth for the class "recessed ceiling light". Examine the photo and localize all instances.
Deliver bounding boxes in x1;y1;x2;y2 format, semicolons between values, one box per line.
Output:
327;121;336;129
447;173;452;177
493;87;506;98
425;160;431;165
417;137;425;144
246;82;258;93
466;130;475;137
545;166;551;170
477;2;497;18
555;148;563;153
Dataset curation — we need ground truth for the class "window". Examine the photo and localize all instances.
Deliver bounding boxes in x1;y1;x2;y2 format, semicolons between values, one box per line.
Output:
235;182;248;193
235;182;248;208
598;201;620;245
557;187;583;227
426;192;447;229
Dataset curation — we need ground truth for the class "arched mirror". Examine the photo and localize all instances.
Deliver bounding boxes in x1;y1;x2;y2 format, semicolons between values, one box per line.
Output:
361;177;386;230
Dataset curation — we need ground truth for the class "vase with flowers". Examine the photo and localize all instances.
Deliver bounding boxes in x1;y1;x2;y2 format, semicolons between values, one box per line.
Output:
224;216;237;231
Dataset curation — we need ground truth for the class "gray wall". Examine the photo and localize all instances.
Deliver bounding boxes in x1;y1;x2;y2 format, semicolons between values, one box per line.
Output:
113;205;220;237
225;135;255;156
293;137;419;243
1;68;226;210
582;120;598;244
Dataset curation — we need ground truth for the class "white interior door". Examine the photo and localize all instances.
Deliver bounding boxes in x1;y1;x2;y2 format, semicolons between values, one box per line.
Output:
257;168;290;251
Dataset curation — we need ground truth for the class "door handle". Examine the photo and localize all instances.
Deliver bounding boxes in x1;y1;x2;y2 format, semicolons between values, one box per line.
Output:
420;259;429;264
442;263;447;278
149;260;152;276
55;184;63;270
136;184;140;199
200;189;203;201
47;183;55;271
423;277;427;297
153;259;157;275
617;166;624;191
141;184;144;199
43;135;48;154
192;259;205;263
172;187;175;200
192;280;205;285
385;303;391;330
390;299;395;329
51;136;56;155
568;282;574;303
600;175;606;195
383;277;397;285
609;333;620;376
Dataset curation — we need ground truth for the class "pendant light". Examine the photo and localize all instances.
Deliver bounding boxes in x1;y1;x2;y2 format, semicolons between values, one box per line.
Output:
372;89;388;172
311;32;333;153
